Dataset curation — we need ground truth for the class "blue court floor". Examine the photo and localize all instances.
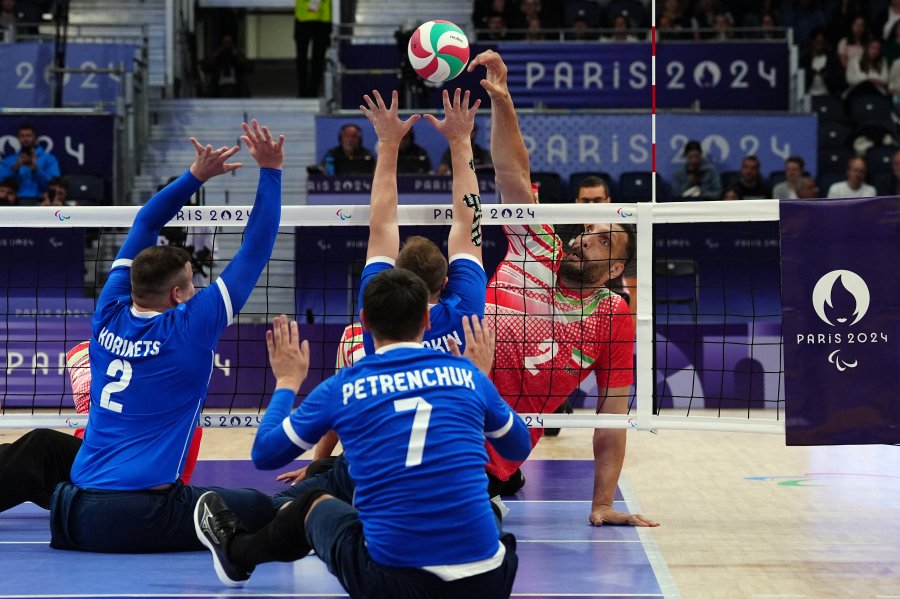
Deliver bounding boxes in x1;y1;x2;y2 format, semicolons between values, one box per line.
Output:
0;459;677;598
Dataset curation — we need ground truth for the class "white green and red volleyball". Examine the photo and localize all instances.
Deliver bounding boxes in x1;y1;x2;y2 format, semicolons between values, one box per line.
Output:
407;20;470;84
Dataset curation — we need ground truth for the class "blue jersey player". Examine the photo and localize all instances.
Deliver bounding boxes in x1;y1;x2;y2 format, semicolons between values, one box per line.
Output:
195;268;531;596
48;121;285;553
359;88;487;356
279;89;489;476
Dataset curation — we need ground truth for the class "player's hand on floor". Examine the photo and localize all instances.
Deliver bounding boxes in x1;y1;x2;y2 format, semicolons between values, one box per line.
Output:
448;315;495;375
467;49;510;100
275;466;308;485
267;315;310;393
359;89;420;146
241;119;285;170
590;505;659;527
188;137;242;181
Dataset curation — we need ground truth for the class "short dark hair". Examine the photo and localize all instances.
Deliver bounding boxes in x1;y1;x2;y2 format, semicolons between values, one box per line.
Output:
577;176;610;195
131;245;192;304
0;178;19;191
615;223;636;265
363;268;429;342
396;235;448;296
684;140;702;156
785;155;805;170
17;123;35;135
49;176;68;191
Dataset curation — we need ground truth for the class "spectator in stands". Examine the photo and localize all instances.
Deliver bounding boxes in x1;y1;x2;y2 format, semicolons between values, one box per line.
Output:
733;155;770;199
436;122;492;175
567;15;592;40
721;186;741;201
40;176;69;207
203;33;252;98
294;0;332;98
690;0;721;39
0;178;17;205
772;156;805;200
514;0;542;33
845;38;889;94
782;0;826;46
0;0;35;41
825;0;863;47
827;156;876;198
605;13;639;42
801;26;846;96
0;123;60;203
837;16;867;68
874;148;900;196
396;129;432;174
320;123;375;175
878;0;900;41
483;12;511;40
671;140;722;200
883;20;900;65
711;13;735;40
795;176;819;199
523;17;545;41
473;0;517;31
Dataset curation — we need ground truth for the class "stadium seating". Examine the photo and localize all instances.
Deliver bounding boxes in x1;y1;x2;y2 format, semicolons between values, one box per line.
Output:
811;95;847;124
618;172;654;202
849;94;894;129
817;147;853;176
66;173;106;205
864;145;897;177
531;172;565;203
818;121;852;149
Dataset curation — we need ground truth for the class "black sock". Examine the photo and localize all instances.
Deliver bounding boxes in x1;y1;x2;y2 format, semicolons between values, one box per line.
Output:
228;487;329;569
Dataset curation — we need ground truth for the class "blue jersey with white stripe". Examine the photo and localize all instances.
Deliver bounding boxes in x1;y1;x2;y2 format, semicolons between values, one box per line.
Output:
251;345;530;568
360;255;487;356
71;168;282;490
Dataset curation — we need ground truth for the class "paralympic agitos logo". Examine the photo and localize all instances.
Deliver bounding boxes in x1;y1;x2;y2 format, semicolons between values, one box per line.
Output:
796;269;888;373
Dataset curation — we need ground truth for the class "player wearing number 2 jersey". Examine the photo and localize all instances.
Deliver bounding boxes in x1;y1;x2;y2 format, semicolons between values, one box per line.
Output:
48;121;286;553
195;268;530;596
469;50;658;528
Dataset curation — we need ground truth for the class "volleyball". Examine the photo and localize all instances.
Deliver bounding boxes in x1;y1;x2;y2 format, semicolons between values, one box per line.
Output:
407;20;470;84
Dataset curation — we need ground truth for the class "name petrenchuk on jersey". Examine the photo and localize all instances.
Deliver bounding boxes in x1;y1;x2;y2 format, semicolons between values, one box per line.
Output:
342;365;476;404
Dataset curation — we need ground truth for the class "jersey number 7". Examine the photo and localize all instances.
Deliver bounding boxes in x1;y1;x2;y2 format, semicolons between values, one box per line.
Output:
393;396;433;467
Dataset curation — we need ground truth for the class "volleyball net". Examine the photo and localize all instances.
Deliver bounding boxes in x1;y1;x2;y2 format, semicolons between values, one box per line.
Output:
0;201;785;433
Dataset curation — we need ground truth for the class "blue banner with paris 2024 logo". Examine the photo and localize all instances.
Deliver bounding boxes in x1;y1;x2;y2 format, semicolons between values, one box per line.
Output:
498;41;788;110
780;198;900;445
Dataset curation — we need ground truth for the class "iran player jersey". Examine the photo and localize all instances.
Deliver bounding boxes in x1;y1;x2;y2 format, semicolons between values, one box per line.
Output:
358;254;487;356
483;223;634;478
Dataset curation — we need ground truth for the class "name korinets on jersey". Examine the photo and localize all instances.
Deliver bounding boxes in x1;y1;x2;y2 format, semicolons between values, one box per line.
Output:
97;327;161;358
342;365;476;404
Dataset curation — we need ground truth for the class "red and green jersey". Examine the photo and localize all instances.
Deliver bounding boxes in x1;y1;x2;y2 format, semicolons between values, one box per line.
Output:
483;223;634;480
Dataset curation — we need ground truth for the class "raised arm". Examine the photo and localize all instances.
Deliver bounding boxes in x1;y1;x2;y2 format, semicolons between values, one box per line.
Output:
467;50;533;205
216;120;284;315
116;140;242;261
425;88;483;260
359;90;420;260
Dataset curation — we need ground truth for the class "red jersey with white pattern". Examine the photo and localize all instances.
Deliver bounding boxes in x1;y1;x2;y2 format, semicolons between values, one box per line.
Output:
483;223;634;479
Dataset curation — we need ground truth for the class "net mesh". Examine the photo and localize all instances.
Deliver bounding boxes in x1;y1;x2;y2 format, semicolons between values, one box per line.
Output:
0;202;785;432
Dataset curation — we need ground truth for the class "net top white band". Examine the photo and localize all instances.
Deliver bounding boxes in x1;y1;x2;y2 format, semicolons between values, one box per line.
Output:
0;200;780;227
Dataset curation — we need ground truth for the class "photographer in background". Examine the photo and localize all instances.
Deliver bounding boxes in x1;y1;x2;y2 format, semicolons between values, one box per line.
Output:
0;124;61;204
40;177;69;207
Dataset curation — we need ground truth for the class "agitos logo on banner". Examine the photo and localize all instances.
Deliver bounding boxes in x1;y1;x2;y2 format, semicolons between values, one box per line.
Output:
796;269;887;373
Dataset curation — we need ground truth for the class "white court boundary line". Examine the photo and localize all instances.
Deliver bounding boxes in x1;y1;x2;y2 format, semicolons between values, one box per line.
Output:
619;473;682;599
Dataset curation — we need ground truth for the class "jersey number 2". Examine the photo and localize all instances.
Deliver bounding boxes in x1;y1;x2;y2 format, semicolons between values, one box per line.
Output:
393;396;432;467
99;359;132;413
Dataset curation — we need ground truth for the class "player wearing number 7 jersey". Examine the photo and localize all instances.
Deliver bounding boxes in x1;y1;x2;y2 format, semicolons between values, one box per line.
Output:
48;121;284;553
194;269;531;595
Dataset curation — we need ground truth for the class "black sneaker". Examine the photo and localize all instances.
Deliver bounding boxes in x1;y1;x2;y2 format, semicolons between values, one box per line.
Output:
194;491;252;587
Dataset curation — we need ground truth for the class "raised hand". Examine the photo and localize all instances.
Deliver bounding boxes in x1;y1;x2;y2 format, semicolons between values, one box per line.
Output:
424;88;480;143
241;119;285;170
447;315;495;375
359;89;420;146
467;49;510;100
188;138;242;182
266;315;310;393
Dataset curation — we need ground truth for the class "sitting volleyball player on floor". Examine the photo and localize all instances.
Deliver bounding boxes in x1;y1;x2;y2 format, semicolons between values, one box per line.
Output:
48;121;286;553
195;268;531;597
469;49;658;527
276;88;487;482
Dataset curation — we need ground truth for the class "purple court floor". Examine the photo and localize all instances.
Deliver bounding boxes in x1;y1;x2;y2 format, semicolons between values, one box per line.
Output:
0;459;676;598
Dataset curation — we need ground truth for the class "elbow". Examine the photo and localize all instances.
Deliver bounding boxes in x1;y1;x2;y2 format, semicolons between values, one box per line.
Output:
250;444;280;470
